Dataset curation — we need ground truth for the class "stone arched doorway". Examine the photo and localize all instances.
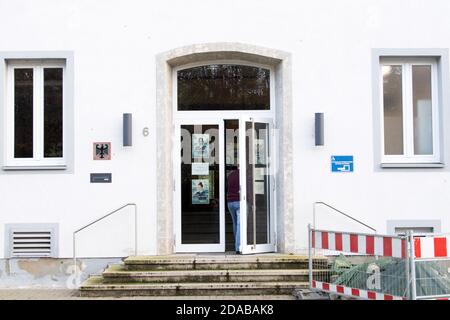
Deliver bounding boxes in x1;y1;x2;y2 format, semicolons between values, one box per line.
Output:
155;43;294;254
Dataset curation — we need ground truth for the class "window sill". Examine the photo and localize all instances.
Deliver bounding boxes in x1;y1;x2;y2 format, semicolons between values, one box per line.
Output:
380;163;444;168
3;165;67;171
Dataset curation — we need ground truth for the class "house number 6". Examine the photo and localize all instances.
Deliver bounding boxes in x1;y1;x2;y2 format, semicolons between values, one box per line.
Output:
143;127;149;137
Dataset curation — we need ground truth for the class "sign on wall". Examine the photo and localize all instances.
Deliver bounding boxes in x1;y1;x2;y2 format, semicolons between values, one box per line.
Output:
331;155;354;172
93;142;111;160
90;173;112;183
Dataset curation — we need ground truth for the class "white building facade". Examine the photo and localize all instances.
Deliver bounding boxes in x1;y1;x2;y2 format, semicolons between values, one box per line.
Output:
1;0;450;260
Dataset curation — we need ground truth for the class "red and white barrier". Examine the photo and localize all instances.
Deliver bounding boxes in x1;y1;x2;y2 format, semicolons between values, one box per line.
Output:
312;229;406;258
312;281;404;300
310;227;450;300
414;236;450;259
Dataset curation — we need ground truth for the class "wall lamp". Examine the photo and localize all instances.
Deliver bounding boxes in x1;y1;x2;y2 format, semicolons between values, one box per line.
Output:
315;112;324;146
123;113;132;147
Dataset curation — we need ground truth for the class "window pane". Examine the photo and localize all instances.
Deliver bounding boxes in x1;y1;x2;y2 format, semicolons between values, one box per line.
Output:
412;65;433;155
44;68;63;158
383;65;404;155
14;68;34;158
177;64;270;111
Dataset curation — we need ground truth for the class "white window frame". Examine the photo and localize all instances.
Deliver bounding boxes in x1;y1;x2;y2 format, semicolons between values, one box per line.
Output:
5;60;66;168
380;57;440;164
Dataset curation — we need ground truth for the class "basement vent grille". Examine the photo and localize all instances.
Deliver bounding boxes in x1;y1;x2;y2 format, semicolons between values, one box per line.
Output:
6;224;58;258
387;220;441;238
12;231;52;257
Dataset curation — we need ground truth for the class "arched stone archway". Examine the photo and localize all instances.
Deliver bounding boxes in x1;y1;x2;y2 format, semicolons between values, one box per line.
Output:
156;43;294;254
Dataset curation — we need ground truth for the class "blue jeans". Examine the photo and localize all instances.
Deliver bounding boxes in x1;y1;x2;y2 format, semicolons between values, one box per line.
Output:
227;201;241;252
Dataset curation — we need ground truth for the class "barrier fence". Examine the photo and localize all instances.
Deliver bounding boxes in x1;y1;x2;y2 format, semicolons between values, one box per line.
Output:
412;236;450;300
308;224;450;300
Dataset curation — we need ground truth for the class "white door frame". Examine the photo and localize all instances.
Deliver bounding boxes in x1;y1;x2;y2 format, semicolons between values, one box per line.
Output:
173;118;225;253
173;116;277;254
239;116;277;254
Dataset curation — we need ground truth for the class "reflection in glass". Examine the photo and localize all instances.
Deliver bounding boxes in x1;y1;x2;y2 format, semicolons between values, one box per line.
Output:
383;65;404;155
44;68;63;158
14;68;34;158
178;65;270;111
412;65;433;155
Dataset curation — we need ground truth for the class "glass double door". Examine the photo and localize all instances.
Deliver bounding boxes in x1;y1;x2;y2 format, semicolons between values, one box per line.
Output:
174;117;275;254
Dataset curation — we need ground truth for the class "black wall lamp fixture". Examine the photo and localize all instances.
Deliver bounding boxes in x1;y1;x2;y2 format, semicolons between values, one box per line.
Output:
123;113;132;147
315;112;324;146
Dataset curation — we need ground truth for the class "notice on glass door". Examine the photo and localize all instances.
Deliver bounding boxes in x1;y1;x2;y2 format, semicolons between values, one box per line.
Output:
192;179;210;204
255;139;266;165
254;167;266;181
254;181;265;194
191;162;209;175
192;134;210;159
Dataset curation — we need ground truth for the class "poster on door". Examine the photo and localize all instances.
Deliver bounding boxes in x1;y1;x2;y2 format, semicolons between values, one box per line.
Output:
192;179;210;204
192;134;209;159
255;139;266;165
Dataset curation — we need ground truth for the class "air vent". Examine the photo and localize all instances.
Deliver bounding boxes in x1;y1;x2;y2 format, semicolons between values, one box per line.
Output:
6;224;58;258
12;231;52;257
394;227;434;237
387;220;441;237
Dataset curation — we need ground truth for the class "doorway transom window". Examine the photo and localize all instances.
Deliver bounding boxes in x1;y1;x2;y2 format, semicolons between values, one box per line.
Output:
177;64;271;111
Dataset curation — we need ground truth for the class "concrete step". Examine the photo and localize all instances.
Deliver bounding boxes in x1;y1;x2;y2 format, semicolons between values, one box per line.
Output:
102;265;329;283
123;254;328;271
80;276;309;297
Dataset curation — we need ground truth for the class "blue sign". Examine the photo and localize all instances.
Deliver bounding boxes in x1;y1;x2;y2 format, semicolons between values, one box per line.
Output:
331;156;354;172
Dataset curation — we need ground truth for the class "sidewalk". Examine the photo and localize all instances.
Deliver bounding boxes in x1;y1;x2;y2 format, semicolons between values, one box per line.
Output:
0;289;80;300
0;289;294;300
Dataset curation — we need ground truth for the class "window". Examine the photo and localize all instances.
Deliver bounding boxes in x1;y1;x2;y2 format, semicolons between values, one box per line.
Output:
380;58;440;164
177;64;271;111
5;60;65;168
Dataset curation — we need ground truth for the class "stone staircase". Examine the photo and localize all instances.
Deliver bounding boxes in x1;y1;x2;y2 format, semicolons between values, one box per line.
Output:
79;254;329;298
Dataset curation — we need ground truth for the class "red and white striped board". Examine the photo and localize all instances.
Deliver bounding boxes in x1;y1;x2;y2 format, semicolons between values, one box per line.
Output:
311;229;406;258
312;280;405;300
414;236;450;259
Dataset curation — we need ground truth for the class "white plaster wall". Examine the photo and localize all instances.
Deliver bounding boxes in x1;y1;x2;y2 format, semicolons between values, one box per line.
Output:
1;0;450;257
291;0;450;252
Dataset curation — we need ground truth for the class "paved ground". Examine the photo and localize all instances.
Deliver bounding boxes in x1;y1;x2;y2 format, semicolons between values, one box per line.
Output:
0;289;295;300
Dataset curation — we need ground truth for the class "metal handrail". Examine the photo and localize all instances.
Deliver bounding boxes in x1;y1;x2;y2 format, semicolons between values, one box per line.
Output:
72;203;137;282
313;201;376;233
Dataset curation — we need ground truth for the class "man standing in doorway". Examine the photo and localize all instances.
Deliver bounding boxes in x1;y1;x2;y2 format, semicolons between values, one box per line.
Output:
227;168;241;254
